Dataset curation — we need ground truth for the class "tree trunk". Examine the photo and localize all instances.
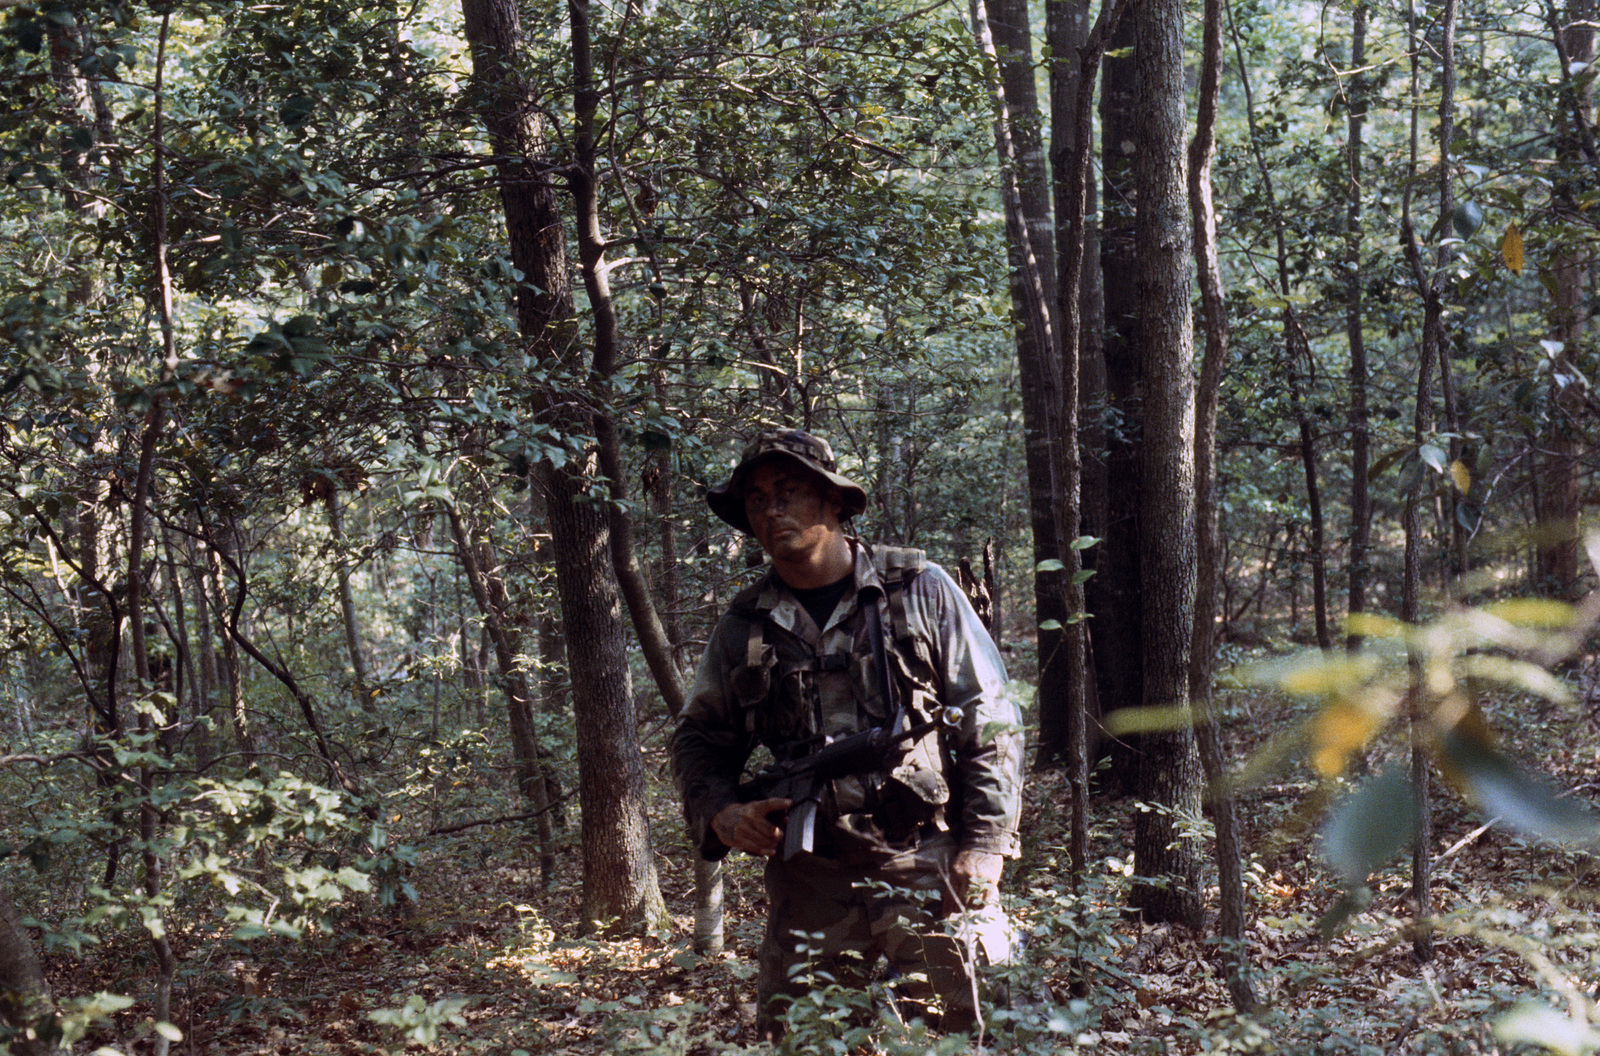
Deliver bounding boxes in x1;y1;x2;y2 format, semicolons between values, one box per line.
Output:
0;885;52;1055
1048;0;1124;885
446;504;555;884
1345;3;1372;650
1127;0;1204;929
1537;0;1595;598
461;0;666;933
1090;7;1145;796
544;458;669;932
569;0;687;721
1400;0;1458;963
972;0;1074;771
327;494;371;700
1189;0;1254;1009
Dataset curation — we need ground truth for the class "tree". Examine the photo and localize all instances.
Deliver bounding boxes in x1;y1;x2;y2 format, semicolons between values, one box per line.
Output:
458;0;666;934
1048;0;1123;886
971;0;1072;781
1126;0;1204;928
0;882;52;1055
1189;0;1254;1008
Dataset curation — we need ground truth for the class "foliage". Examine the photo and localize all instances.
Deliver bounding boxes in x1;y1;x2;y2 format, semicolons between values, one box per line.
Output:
0;0;1596;1047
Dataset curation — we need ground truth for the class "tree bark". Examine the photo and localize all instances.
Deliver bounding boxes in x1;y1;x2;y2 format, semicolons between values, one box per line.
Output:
1090;7;1145;796
1127;0;1204;929
972;0;1074;770
446;503;555;884
1399;0;1458;964
1189;0;1254;1009
0;884;52;1055
1345;3;1372;650
1536;0;1595;598
543;457;669;932
1048;0;1124;885
569;0;687;720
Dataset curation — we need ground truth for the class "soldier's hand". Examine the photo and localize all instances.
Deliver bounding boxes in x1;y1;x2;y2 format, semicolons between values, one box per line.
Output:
712;799;792;857
945;849;1004;915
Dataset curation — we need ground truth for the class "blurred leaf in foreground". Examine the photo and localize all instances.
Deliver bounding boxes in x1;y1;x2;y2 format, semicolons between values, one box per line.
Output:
1319;768;1418;886
1494;1000;1600;1056
1440;726;1600;846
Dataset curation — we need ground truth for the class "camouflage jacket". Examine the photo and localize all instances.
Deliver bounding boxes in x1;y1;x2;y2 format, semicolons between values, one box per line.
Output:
672;541;1023;863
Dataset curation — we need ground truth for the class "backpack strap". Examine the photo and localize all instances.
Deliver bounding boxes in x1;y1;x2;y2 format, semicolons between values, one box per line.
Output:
871;545;931;667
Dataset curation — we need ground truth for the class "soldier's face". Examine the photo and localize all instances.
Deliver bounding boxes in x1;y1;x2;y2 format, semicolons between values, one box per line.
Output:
743;462;843;562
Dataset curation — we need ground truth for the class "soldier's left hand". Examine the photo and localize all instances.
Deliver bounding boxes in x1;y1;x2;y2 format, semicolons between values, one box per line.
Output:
946;849;1004;915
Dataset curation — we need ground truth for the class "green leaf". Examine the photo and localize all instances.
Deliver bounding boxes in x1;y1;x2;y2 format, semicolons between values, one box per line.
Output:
1418;443;1448;473
1441;727;1600;845
1319;769;1417;884
1034;559;1064;573
279;93;317;129
1452;200;1484;239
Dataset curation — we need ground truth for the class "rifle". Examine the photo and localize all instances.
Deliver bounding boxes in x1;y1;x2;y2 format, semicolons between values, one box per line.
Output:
736;590;925;861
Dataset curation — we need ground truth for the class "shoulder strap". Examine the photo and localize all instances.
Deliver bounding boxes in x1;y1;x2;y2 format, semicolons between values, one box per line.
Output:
871;545;925;645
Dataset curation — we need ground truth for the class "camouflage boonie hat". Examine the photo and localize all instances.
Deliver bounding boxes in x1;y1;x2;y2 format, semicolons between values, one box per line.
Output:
706;429;869;535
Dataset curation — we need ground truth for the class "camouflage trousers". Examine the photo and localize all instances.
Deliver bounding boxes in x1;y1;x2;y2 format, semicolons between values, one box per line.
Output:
756;831;1012;1037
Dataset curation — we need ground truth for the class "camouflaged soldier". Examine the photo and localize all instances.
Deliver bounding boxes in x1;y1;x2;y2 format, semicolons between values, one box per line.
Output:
671;429;1024;1037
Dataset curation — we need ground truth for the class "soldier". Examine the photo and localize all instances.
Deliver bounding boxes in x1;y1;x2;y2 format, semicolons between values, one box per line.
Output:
672;428;1024;1037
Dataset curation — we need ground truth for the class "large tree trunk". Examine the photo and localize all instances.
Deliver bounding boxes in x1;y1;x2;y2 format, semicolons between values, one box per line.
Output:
543;459;668;932
1127;0;1204;929
972;0;1074;770
1090;8;1145;797
1537;0;1596;598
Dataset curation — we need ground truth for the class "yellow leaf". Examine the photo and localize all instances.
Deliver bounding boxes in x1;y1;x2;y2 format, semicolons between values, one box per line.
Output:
1310;697;1386;777
1103;705;1194;736
1277;654;1380;696
1343;612;1410;640
1480;597;1575;629
1450;459;1470;494
1501;223;1524;275
1456;654;1575;706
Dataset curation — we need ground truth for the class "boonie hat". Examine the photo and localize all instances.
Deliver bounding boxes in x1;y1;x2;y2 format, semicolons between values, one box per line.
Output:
706;429;869;535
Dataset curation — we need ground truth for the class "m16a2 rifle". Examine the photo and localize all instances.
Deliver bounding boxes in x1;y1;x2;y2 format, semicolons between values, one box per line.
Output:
735;587;946;861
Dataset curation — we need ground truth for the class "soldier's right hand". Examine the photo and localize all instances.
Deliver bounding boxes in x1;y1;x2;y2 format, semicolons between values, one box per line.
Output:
713;799;791;857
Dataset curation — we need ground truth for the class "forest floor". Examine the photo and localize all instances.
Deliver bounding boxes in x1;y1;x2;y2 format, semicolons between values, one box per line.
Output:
52;681;1600;1056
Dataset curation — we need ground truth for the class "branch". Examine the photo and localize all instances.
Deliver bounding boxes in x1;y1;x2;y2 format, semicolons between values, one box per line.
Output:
426;789;578;836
